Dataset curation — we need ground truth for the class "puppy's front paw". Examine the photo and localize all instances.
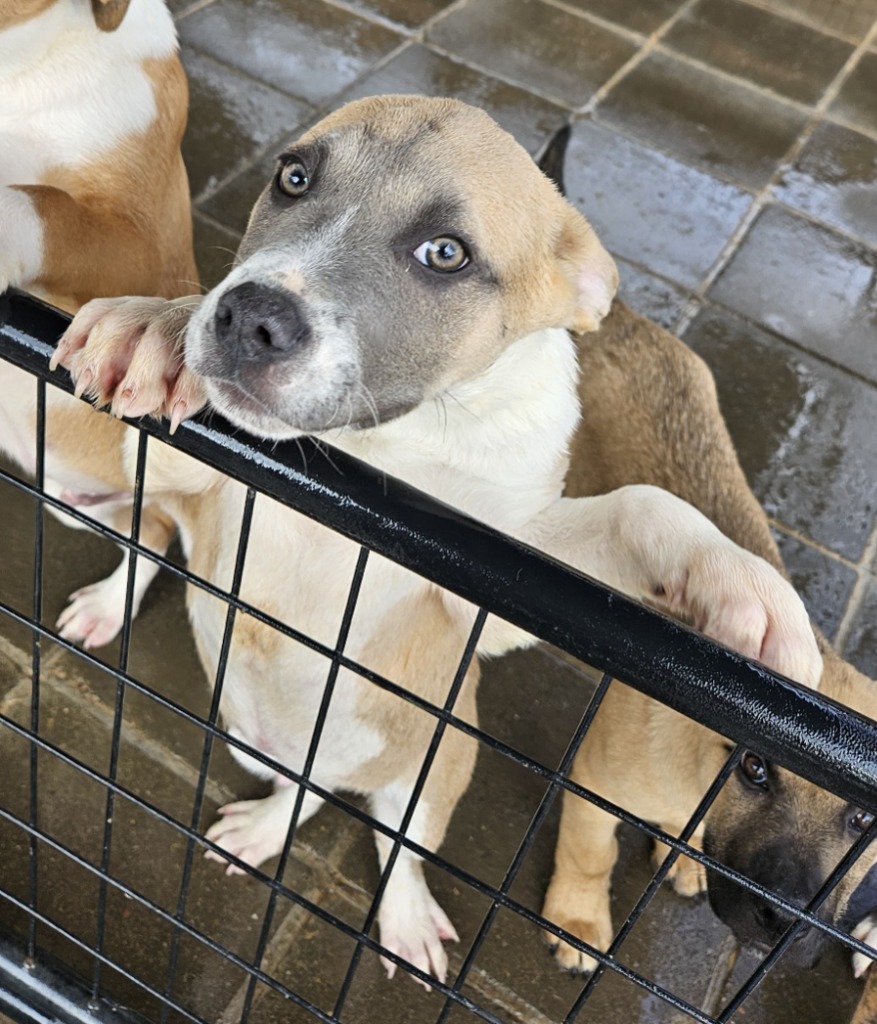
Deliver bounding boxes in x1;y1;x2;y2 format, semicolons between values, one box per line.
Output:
542;881;613;975
652;843;707;899
51;295;206;430
853;914;877;978
662;545;822;690
542;915;611;975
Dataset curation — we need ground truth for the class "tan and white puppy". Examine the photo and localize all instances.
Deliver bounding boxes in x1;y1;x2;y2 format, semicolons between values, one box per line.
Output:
52;96;821;985
0;0;197;646
542;302;877;984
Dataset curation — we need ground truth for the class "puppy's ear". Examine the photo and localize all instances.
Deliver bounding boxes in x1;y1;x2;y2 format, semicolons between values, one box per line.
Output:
556;205;618;333
90;0;131;31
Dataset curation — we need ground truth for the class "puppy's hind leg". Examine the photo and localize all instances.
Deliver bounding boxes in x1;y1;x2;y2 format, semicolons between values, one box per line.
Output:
204;783;325;874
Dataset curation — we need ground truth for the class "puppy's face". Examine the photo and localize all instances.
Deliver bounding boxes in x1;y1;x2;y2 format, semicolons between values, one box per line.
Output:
185;96;617;439
704;748;876;966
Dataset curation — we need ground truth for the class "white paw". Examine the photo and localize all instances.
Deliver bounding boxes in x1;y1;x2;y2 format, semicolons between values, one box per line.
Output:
203;796;289;874
853;914;877;978
378;876;458;987
51;294;204;429
56;581;125;648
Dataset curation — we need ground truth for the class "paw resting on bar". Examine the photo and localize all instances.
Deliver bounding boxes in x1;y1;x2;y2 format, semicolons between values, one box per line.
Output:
51;294;207;431
651;541;823;691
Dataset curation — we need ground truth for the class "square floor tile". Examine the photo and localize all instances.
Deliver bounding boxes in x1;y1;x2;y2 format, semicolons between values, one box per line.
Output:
616;259;693;329
563;119;751;288
830;51;877;135
750;0;877;42
710;205;877;384
559;0;684;34
192;214;241;292
178;0;403;106
843;579;877;678
181;48;313;200
335;44;567;157
426;0;639;107
197;150;282;237
598;48;808;188
773;530;857;641
683;305;877;561
774;119;877;248
340;0;456;31
663;0;853;105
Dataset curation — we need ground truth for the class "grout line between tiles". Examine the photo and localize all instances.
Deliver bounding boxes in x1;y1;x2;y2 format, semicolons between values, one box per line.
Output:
835;520;877;655
173;0;219;23
672;15;877;336
767;518;862;572
419;40;580;109
539;0;648;45
576;0;705;116
735;0;876;46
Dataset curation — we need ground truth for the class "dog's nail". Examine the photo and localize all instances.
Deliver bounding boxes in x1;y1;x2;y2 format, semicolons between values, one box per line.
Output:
112;388;134;419
169;399;187;434
49;345;65;371
73;367;93;399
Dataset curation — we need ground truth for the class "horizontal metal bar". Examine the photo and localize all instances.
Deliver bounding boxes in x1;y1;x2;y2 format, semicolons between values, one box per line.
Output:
2;287;876;817
0;933;143;1024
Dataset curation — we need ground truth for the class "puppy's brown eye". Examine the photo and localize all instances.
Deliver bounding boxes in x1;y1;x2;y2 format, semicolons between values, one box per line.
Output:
851;809;875;834
739;751;769;789
413;236;469;273
277;159;310;198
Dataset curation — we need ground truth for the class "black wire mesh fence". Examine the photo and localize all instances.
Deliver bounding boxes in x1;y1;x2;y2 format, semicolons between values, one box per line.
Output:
0;287;875;1024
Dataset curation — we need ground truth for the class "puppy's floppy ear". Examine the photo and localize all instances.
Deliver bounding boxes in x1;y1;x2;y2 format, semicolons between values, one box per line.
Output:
556;205;618;333
90;0;131;31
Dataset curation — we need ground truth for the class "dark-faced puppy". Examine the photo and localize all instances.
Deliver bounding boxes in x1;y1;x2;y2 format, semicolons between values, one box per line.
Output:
543;295;877;979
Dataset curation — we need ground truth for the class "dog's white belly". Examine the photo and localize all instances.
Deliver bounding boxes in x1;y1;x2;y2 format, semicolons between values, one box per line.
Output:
185;491;449;790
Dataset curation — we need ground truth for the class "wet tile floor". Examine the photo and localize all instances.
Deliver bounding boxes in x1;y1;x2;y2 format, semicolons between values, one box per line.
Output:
1;0;877;1022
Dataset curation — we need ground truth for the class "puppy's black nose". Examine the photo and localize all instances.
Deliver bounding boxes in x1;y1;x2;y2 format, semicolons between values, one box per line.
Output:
214;282;311;362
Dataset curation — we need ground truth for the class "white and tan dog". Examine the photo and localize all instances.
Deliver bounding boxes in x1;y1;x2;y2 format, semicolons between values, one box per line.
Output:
52;96;821;984
0;0;197;646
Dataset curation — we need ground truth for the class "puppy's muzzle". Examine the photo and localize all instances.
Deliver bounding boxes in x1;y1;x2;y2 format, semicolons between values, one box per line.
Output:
214;282;312;365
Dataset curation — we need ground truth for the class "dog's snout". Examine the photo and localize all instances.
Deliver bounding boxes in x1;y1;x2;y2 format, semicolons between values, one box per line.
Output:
214;282;311;361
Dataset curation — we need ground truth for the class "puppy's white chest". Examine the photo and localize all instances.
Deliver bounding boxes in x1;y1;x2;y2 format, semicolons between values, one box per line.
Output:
0;4;172;184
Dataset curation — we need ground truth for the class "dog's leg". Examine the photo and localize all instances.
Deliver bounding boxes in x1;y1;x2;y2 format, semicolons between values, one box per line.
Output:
204;784;325;874
369;780;463;988
542;789;619;974
55;502;174;649
466;484;821;689
651;827;707;898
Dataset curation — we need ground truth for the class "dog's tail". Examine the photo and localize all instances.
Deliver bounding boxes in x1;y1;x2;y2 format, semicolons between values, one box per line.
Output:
537;123;571;197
